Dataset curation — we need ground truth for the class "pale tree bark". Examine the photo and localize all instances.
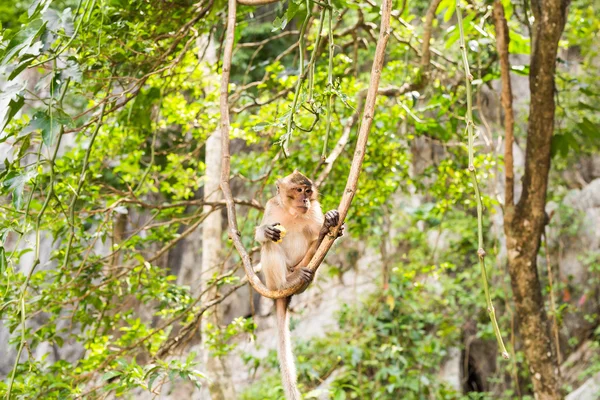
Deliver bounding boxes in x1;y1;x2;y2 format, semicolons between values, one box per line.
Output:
495;0;570;398
200;32;236;400
201;130;237;400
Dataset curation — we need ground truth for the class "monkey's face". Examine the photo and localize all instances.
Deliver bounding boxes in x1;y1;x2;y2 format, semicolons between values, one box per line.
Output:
278;171;317;214
285;184;315;213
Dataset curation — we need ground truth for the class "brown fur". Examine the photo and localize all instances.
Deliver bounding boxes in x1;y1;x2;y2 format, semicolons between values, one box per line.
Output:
255;171;327;399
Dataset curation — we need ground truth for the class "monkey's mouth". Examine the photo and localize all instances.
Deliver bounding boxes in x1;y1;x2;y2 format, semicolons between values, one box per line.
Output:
296;205;310;212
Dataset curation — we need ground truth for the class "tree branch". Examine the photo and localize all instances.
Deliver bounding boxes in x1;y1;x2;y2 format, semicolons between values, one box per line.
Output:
220;0;295;299
315;86;403;187
302;0;393;272
493;0;515;214
220;0;393;299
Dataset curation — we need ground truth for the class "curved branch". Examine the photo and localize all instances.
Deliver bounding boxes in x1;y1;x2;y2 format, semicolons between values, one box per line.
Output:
304;0;392;273
220;0;393;298
220;0;293;299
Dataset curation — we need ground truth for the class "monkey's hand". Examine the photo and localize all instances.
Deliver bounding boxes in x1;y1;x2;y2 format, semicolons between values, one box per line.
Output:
321;210;343;238
264;223;283;243
324;210;340;229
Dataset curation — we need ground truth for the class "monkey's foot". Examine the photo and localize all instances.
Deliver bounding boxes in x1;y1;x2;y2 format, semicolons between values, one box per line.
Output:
337;223;346;237
285;268;314;291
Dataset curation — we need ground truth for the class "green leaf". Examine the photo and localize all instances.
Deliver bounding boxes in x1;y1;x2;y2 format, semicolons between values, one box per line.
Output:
0;247;6;275
28;0;52;18
577;117;600;140
286;0;302;24
272;15;288;32
3;168;38;210
442;0;455;22
17;134;31;159
577;101;600;112
148;372;160;391
43;7;74;36
0;19;46;68
252;122;270;132
8;54;38;81
551;132;578;158
102;370;122;381
21;110;70;147
61;58;83;83
508;30;530;55
0;94;25;133
0;81;27;133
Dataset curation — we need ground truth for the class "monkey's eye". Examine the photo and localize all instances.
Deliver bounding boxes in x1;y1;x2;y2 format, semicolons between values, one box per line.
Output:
306;189;312;194
296;188;302;192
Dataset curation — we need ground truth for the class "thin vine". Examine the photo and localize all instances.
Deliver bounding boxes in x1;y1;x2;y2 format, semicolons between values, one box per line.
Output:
322;0;334;159
62;85;112;270
308;7;326;101
456;0;509;359
282;0;313;156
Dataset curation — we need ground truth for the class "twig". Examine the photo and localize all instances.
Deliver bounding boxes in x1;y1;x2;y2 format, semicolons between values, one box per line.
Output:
421;0;442;73
315;86;410;186
456;0;509;359
220;0;289;299
237;31;300;48
62;87;111;270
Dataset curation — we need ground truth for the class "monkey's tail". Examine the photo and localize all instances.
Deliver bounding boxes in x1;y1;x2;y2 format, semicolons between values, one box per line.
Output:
275;298;301;400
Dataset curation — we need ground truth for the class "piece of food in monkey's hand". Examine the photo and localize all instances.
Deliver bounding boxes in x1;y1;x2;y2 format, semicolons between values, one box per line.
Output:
272;224;287;243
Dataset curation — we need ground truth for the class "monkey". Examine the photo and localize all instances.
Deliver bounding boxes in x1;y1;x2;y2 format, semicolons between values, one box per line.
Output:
255;170;343;400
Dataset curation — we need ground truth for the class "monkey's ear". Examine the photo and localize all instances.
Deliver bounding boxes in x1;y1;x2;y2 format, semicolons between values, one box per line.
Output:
276;179;281;193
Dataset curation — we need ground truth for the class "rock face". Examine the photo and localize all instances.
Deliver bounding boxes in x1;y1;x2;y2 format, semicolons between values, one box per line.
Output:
547;179;600;354
556;178;600;285
562;341;600;400
566;372;600;400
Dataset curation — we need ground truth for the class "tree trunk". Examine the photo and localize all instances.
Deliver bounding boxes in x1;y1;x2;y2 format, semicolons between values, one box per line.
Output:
202;130;237;400
501;0;570;398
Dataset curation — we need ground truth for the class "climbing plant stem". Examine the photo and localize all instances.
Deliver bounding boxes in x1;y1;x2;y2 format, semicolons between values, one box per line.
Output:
308;7;326;101
283;0;312;156
456;0;509;359
62;86;111;270
322;0;334;159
